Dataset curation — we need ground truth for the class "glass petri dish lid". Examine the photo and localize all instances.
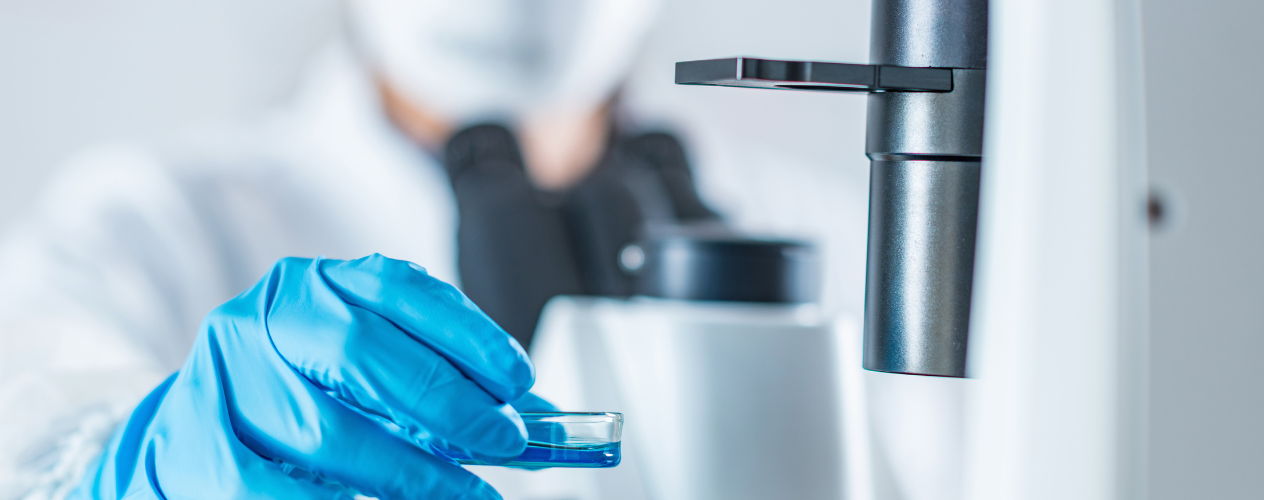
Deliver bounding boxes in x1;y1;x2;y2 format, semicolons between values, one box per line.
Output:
446;412;624;469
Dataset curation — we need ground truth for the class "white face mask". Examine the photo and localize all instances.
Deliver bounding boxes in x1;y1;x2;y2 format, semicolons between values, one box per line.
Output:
348;0;661;123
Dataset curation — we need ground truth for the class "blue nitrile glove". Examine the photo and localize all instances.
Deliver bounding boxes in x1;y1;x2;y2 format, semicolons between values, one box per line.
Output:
71;254;538;500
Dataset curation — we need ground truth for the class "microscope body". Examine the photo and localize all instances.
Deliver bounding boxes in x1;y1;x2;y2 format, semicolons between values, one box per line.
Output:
677;0;989;377
669;1;1152;498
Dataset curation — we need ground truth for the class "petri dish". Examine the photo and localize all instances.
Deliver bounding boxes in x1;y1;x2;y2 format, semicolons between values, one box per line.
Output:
444;412;623;469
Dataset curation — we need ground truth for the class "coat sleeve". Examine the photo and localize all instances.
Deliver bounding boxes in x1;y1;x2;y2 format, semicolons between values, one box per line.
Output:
0;144;240;500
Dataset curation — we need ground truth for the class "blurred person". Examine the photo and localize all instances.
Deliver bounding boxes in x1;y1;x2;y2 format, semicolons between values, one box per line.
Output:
0;0;741;498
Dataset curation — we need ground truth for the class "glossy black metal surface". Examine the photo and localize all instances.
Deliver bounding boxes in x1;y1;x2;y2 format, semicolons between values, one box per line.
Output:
629;236;819;303
870;0;989;69
863;160;980;377
675;58;954;92
867;69;986;159
862;0;987;377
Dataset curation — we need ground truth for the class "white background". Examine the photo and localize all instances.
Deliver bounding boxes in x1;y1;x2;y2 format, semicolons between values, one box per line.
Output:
1142;0;1264;497
0;0;1258;497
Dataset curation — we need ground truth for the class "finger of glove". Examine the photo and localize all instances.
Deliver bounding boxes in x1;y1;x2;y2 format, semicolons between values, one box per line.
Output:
201;291;503;500
511;392;559;413
273;300;527;460
319;254;534;403
249;372;503;500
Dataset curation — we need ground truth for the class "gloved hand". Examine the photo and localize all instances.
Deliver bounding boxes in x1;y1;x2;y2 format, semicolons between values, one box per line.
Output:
71;254;536;500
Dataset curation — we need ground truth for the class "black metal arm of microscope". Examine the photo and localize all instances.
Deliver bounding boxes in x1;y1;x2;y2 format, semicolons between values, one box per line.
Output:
675;0;987;377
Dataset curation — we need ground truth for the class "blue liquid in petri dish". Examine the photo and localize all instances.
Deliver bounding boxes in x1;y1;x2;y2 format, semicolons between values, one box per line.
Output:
446;441;621;469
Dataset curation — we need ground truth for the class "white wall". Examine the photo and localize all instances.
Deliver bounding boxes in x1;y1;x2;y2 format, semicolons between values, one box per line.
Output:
0;0;341;232
1143;0;1264;497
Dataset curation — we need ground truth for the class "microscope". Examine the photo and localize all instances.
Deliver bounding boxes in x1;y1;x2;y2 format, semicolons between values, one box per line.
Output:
677;0;987;378
508;2;992;499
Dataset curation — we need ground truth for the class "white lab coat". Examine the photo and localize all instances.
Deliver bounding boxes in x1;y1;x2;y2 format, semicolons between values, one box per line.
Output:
0;46;957;500
0;48;465;498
